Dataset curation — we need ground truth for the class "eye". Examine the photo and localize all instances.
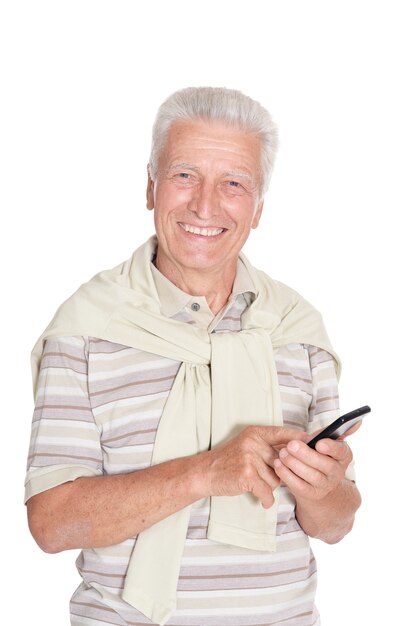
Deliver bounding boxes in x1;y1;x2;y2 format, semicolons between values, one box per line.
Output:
174;172;195;183
222;179;247;196
171;171;196;186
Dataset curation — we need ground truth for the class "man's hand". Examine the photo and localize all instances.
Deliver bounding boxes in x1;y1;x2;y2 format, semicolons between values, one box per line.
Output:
273;436;361;543
273;437;352;501
197;426;305;509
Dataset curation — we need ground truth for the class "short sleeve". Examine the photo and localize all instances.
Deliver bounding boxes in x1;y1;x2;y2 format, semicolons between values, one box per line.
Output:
306;345;356;481
24;336;103;503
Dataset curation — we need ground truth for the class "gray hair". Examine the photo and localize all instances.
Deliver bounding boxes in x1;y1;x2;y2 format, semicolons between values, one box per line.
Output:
148;87;278;198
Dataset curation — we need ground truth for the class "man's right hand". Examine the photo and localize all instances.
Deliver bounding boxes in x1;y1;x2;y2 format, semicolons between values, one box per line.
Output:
27;425;305;553
195;426;306;508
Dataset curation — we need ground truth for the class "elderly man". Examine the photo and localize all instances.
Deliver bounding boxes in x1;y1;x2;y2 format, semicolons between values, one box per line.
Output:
26;87;360;626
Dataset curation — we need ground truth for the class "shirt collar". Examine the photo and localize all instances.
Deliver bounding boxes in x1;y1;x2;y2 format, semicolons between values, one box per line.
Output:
150;258;256;319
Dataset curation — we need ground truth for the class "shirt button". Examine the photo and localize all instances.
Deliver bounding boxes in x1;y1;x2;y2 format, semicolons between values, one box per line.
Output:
191;302;200;312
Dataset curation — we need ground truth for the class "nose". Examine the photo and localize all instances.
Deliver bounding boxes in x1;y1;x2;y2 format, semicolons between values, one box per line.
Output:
189;180;219;220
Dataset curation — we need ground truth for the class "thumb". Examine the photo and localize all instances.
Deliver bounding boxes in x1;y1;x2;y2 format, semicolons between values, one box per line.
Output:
255;425;306;446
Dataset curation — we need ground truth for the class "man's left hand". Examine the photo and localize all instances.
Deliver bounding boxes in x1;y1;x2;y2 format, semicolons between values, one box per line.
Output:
273;437;361;543
273;438;352;501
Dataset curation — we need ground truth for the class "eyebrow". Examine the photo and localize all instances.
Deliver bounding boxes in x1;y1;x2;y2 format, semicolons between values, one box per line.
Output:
223;170;255;183
165;163;258;189
166;162;200;173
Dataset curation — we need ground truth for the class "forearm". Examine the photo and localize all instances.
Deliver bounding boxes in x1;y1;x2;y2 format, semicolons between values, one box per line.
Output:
27;454;205;553
28;425;304;554
295;478;361;544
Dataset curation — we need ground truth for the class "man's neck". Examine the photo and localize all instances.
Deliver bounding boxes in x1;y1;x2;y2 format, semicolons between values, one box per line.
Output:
154;256;236;315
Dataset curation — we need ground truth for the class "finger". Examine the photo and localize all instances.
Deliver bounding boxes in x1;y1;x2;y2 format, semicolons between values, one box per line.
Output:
281;440;336;475
239;434;280;470
255;426;306;447
256;441;281;468
315;439;352;464
238;453;279;508
273;459;314;500
276;447;329;487
256;461;281;492
251;476;277;509
284;439;352;476
241;427;302;468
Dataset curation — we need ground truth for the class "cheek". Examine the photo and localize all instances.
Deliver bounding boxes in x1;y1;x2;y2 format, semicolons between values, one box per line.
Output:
229;201;261;230
155;181;193;208
155;186;194;216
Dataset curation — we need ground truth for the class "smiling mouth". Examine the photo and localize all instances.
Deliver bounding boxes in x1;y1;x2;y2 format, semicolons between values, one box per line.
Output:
179;223;225;237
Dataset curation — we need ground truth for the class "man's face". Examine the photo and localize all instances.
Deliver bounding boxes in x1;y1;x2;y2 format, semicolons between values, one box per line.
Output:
147;119;264;280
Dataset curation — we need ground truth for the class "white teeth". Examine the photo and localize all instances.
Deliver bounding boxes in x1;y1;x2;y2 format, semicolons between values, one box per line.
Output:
180;223;224;237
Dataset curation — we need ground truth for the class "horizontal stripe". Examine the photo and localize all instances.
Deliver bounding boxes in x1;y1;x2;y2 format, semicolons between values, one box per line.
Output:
26;312;340;625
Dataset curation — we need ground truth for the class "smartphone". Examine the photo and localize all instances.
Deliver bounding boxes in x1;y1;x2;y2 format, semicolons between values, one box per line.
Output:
307;405;371;449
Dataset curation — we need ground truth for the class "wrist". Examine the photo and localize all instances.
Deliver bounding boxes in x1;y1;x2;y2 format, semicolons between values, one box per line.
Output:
185;450;212;501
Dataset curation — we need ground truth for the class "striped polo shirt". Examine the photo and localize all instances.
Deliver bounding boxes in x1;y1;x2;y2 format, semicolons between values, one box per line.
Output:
26;260;346;626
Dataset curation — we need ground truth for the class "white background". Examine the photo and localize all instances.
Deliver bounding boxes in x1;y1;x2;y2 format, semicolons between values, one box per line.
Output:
1;1;416;624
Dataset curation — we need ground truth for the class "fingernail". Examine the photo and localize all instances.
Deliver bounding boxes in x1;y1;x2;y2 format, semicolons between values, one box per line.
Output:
317;441;329;453
279;449;288;459
288;441;300;453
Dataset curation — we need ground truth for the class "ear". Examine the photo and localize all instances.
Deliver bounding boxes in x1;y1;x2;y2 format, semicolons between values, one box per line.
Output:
146;166;155;210
251;200;264;229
